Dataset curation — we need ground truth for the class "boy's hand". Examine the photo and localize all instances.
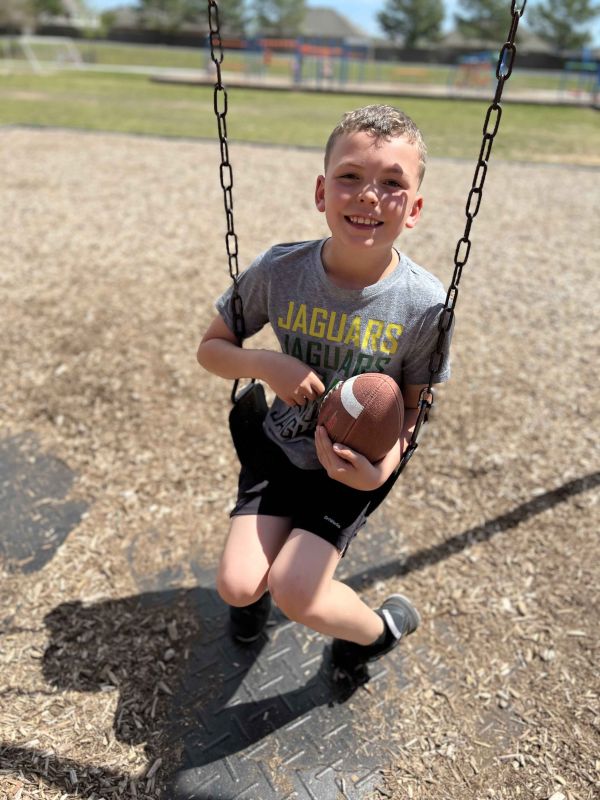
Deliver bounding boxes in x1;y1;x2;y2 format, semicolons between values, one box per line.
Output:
259;352;325;406
315;425;399;491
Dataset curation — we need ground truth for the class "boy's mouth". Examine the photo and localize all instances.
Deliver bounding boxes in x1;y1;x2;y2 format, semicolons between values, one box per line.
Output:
345;215;383;229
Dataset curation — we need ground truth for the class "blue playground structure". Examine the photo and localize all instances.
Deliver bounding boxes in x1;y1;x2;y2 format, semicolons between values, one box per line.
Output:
453;51;495;88
205;34;370;87
560;48;600;100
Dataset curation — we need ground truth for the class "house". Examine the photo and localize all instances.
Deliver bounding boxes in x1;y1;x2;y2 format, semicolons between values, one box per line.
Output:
301;7;370;45
39;0;99;30
439;27;554;54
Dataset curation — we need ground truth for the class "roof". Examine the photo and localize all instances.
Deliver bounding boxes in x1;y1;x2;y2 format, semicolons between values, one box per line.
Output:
440;28;554;54
38;0;99;27
301;7;369;41
105;6;138;27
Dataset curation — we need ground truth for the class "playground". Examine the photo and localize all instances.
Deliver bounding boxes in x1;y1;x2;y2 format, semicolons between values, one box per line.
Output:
1;36;599;108
1;2;600;794
0;120;598;798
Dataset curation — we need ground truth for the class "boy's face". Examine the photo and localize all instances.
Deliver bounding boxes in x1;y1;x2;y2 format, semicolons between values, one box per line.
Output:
315;131;423;256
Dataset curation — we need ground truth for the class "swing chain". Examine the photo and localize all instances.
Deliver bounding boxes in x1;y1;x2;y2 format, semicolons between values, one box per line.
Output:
207;0;527;468
399;0;527;474
207;0;245;343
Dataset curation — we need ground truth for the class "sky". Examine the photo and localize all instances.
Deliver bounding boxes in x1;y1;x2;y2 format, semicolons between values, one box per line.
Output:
89;1;463;36
89;0;600;46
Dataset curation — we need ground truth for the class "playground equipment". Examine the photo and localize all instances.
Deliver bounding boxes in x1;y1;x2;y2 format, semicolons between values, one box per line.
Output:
560;47;600;100
0;35;82;74
454;51;494;88
204;34;369;87
207;0;528;477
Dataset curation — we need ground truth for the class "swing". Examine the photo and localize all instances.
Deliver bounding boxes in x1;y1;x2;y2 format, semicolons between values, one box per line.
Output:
206;0;527;476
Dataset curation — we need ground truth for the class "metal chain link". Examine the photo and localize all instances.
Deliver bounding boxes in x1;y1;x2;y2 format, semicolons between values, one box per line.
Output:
399;0;527;473
207;0;245;345
208;0;527;464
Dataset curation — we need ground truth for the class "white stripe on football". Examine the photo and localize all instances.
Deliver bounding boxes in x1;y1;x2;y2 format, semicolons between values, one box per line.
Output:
339;375;364;420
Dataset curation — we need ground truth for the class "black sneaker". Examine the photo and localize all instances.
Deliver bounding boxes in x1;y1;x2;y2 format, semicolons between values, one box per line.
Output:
229;592;272;643
332;594;420;669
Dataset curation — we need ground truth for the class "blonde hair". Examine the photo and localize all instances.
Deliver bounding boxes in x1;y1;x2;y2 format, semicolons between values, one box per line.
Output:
324;104;427;184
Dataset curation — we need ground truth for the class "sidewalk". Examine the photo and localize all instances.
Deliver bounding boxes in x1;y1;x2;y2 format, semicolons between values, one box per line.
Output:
3;58;596;107
152;67;598;108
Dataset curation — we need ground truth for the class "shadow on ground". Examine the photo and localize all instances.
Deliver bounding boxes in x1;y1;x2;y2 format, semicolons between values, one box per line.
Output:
1;431;598;798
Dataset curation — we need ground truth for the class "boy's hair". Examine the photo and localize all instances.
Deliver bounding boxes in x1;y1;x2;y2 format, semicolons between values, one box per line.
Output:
324;104;427;184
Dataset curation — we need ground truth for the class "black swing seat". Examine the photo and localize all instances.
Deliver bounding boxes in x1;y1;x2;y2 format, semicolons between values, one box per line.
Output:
228;380;269;470
228;380;435;478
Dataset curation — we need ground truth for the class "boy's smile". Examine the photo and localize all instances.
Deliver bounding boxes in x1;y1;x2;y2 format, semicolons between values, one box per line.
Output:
346;214;383;230
315;131;423;277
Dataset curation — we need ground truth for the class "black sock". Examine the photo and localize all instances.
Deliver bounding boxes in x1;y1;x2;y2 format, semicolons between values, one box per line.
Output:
369;611;393;648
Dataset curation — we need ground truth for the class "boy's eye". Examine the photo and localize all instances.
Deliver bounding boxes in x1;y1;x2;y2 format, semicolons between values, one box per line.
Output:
384;179;402;188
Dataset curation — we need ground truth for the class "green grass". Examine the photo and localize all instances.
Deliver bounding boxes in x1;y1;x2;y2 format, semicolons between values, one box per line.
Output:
4;37;587;92
1;70;598;164
79;41;203;69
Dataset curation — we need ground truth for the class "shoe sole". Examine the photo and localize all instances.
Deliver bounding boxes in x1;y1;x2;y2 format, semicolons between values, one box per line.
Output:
233;633;263;643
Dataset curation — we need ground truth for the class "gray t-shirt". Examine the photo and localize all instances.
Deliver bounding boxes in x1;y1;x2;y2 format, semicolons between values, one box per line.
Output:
216;239;451;469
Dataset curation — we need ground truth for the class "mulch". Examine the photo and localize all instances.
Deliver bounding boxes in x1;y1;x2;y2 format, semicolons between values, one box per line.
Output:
0;127;598;800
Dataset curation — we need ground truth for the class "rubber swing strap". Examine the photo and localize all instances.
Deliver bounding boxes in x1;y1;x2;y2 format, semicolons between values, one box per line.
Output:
397;0;527;476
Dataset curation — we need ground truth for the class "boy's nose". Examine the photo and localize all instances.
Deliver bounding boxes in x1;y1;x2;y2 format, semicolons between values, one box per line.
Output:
358;185;378;204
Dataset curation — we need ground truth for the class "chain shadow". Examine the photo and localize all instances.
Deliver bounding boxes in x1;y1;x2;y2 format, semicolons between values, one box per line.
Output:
2;471;597;796
346;471;600;592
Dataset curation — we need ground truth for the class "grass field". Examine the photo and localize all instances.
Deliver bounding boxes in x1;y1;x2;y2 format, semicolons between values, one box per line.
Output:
4;37;594;93
0;69;599;164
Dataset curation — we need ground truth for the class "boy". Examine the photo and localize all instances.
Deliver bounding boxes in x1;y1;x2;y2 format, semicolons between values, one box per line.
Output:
197;105;451;669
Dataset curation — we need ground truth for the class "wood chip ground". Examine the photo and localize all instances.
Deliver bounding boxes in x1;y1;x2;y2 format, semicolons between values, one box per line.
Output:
0;128;598;800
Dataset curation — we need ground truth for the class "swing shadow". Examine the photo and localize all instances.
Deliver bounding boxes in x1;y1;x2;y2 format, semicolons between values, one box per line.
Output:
1;471;597;797
347;470;600;592
2;581;365;798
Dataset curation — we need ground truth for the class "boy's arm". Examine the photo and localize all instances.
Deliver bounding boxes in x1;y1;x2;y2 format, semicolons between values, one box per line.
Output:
197;314;325;405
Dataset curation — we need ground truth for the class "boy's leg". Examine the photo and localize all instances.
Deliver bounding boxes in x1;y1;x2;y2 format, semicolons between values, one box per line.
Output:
267;528;385;645
217;513;292;607
268;528;420;665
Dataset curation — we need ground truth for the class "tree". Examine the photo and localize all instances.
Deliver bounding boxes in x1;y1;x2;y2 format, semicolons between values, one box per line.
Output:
216;0;250;35
33;0;64;15
528;0;600;51
0;0;34;30
137;0;201;33
251;0;306;36
377;0;445;46
455;0;511;42
0;0;65;32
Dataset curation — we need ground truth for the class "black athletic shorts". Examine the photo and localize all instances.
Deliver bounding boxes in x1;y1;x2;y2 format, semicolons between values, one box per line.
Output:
230;434;397;556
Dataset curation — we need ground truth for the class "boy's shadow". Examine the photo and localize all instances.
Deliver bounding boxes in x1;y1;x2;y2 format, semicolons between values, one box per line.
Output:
9;470;597;796
40;574;369;795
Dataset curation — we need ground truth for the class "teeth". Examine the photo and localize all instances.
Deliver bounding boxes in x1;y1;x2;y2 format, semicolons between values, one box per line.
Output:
349;216;380;226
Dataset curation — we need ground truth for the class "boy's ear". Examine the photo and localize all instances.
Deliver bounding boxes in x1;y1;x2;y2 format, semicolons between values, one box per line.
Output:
404;194;423;230
315;175;326;212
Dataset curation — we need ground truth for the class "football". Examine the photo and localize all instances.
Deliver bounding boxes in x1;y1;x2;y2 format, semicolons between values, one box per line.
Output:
317;373;404;463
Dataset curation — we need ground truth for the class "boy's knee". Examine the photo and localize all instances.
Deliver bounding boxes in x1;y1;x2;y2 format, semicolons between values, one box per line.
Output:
268;568;322;626
216;567;266;608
